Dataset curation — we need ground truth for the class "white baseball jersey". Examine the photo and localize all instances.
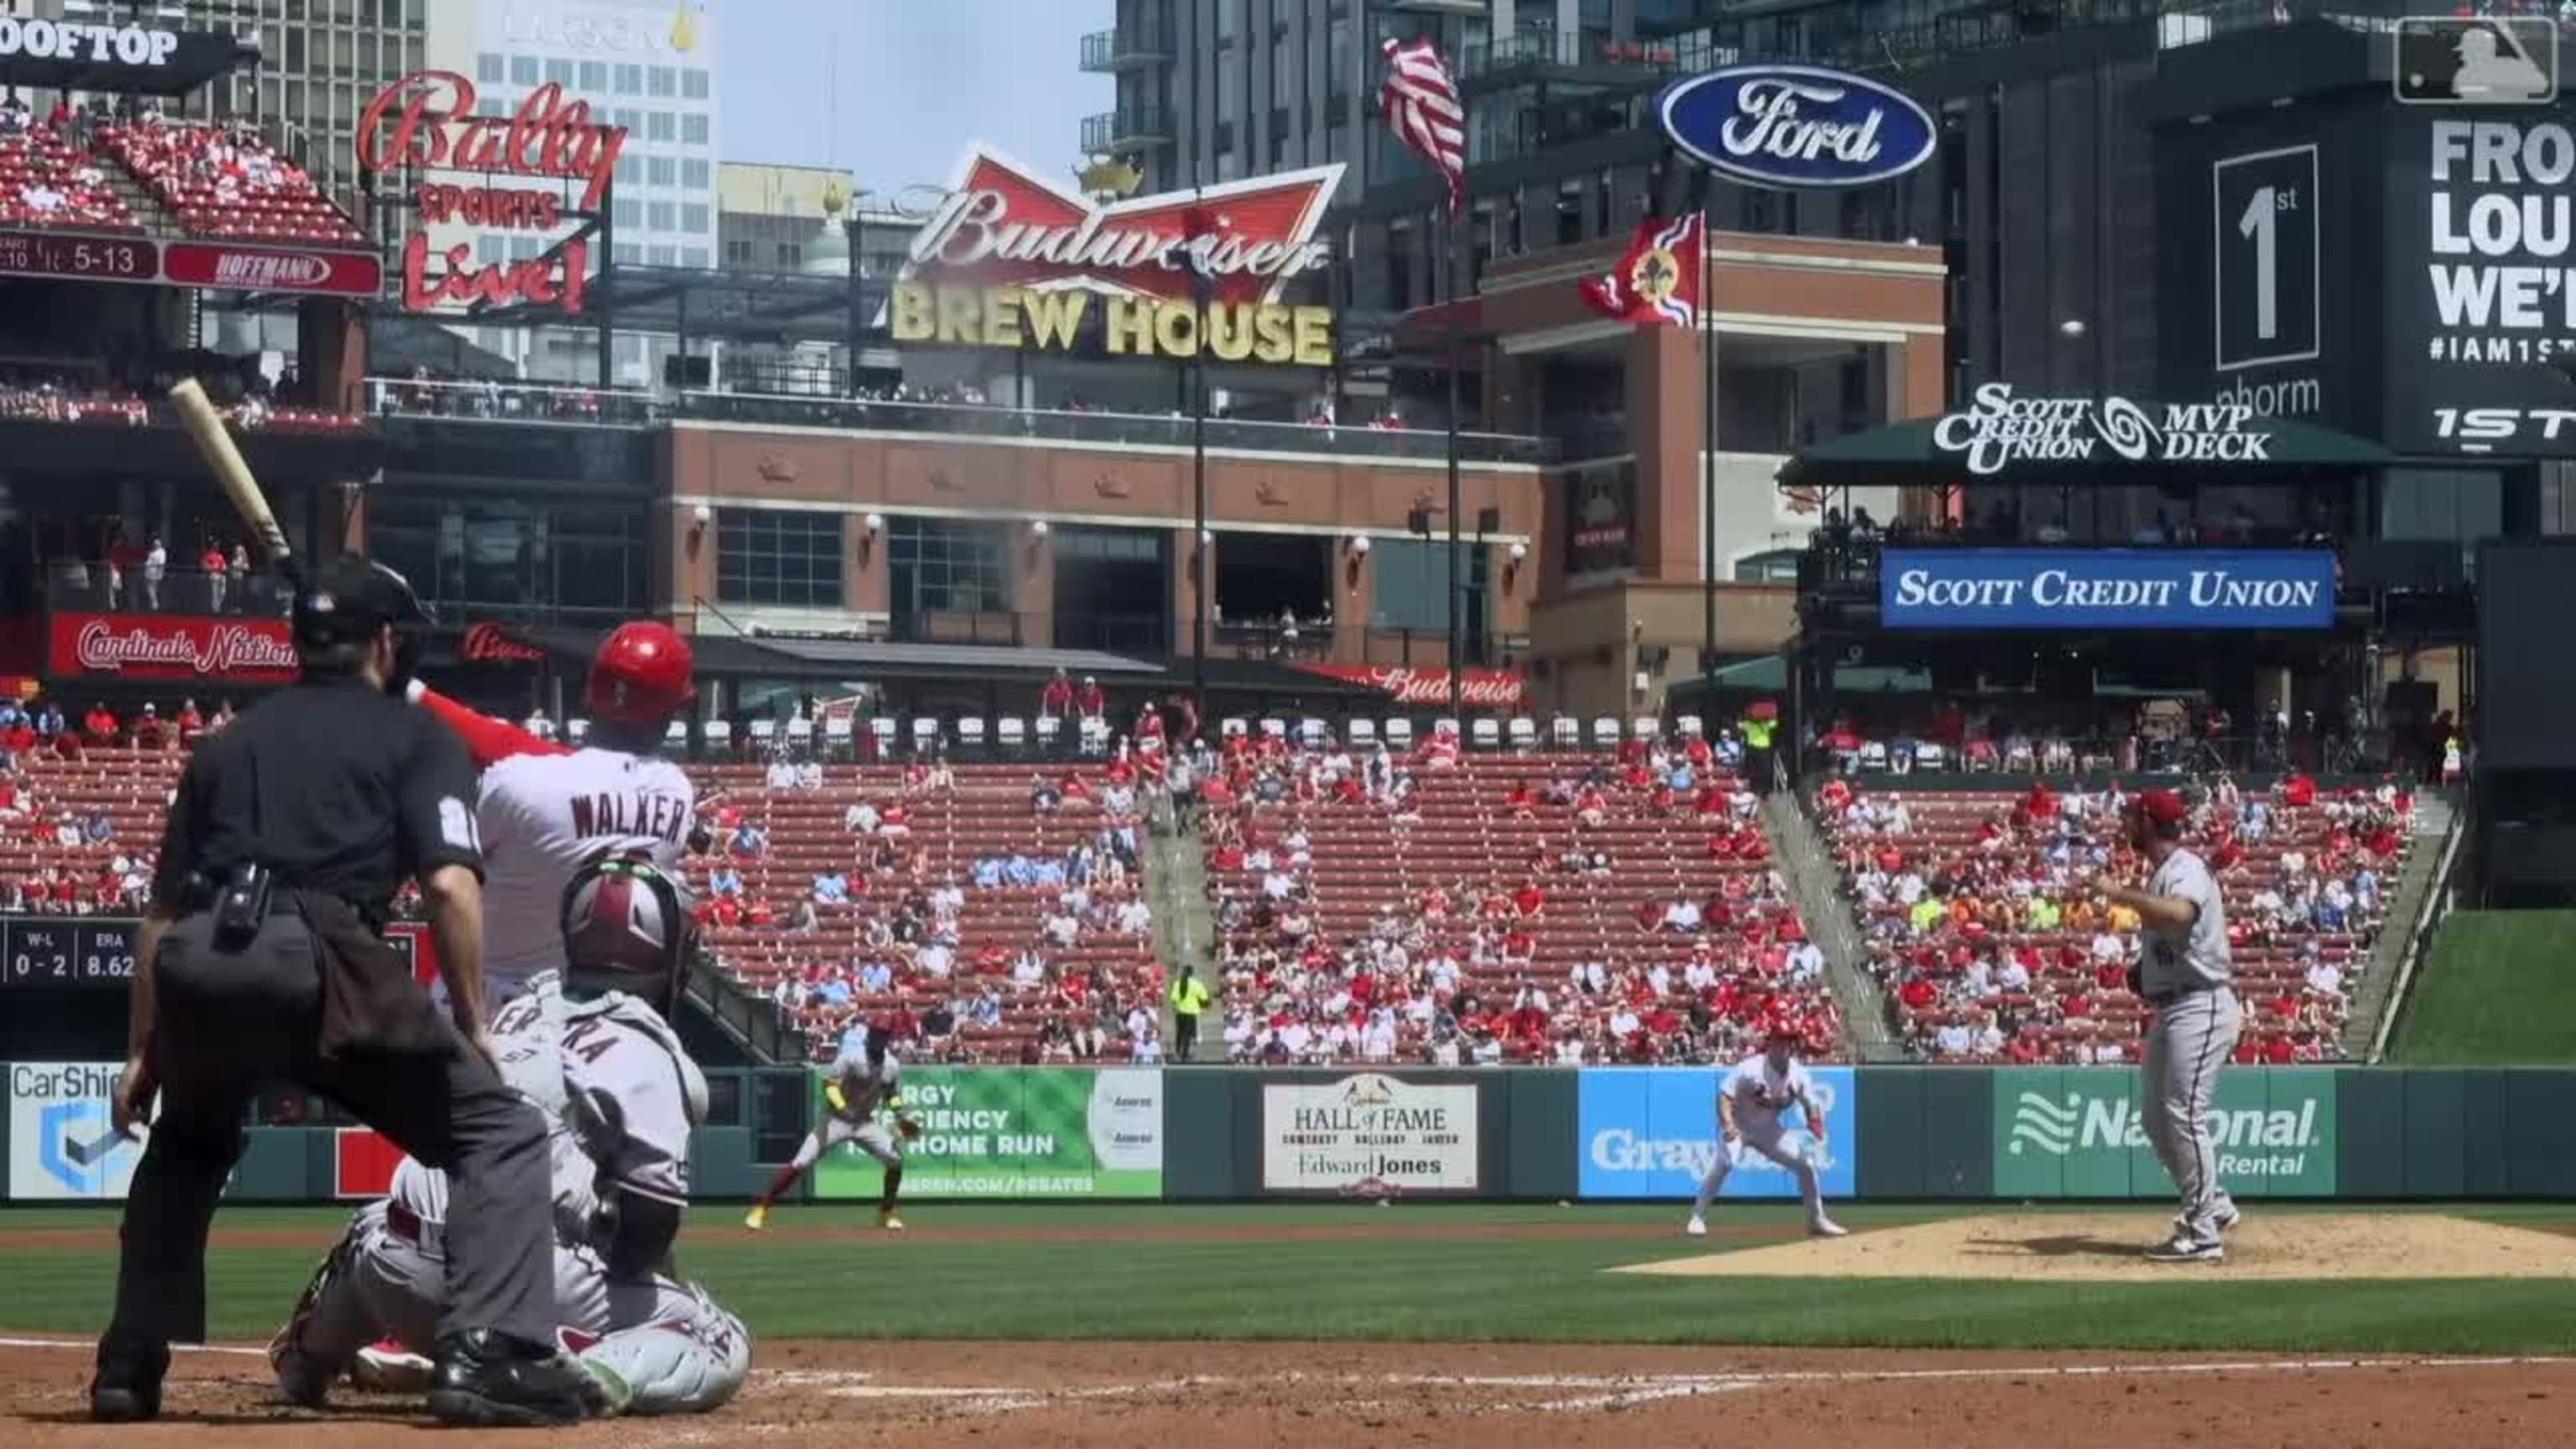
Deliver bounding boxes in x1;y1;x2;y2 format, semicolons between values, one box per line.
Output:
1723;1053;1815;1135
477;747;695;997
828;1042;901;1122
398;970;707;1248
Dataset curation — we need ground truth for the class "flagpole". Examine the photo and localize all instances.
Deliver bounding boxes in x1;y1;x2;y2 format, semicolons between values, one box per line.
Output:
1191;184;1208;722
1445;200;1464;724
1699;206;1716;717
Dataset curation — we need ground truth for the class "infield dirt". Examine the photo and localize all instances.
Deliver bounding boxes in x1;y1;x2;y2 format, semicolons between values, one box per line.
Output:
1621;1212;2576;1282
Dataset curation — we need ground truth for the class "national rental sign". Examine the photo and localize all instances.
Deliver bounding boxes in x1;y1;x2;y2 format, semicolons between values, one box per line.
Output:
1991;1067;2336;1198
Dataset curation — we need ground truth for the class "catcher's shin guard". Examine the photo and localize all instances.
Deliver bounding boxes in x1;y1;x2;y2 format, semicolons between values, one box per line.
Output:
267;1225;363;1406
568;1298;751;1416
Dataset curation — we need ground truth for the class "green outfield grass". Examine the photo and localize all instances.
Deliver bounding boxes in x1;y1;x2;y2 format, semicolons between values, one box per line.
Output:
2393;910;2576;1064
4;1203;2575;1354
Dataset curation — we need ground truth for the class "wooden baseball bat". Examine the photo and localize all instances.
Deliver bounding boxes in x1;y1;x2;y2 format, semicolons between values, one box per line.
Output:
168;377;293;572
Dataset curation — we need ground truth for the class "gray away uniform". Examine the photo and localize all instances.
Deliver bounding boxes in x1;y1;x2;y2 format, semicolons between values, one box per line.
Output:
2137;846;2241;1244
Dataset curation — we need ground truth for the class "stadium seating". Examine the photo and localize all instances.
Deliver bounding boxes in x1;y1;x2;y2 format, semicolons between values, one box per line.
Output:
0;127;137;231
1200;735;1841;1066
1813;776;2409;1066
96;122;364;246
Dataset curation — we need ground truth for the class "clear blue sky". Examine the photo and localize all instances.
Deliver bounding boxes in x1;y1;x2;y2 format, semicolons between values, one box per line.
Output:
720;0;1113;193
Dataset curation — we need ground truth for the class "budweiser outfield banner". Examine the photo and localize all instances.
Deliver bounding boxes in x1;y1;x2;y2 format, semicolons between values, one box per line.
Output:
1291;663;1525;709
49;612;299;684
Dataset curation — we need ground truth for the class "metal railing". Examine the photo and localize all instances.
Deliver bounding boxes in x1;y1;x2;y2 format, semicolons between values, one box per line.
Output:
366;377;662;428
40;564;293;617
1458;24;1728;80
1080;23;1174;70
676;389;1554;464
1080;106;1175;153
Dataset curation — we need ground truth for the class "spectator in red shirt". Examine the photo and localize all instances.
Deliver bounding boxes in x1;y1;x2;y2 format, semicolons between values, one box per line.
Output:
132;704;165;750
83;703;118;745
1075;675;1106;721
1512;880;1545;918
174;698;204;745
1040;668;1074;719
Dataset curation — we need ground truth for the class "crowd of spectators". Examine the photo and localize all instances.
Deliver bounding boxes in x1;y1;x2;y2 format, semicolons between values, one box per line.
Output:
98;114;364;245
1199;721;1841;1067
1818;770;2414;1066
0;693;243;918
0;101;137;231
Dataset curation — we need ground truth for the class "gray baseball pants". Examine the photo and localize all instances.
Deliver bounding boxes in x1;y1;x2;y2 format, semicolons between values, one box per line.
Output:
2142;985;2242;1244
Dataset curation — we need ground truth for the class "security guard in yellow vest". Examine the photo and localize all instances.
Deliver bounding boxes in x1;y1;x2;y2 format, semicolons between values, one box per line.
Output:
1166;964;1213;1062
1739;707;1779;793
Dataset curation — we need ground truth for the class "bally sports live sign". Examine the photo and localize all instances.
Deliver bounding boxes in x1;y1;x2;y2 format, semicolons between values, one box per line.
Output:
892;148;1342;366
1882;549;2338;631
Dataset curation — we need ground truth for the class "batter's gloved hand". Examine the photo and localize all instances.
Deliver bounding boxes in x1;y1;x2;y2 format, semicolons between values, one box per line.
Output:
896;1116;923;1141
824;1082;848;1114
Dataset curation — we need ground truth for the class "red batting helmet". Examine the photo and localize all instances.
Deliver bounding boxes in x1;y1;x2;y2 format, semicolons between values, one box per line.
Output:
586;621;695;730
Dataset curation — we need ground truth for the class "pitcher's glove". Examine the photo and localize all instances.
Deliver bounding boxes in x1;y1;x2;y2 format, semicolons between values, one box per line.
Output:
896;1116;923;1141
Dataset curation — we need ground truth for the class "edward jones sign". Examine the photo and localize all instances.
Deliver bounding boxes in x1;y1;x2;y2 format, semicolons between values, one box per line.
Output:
1881;549;2336;631
1261;1072;1478;1194
52;613;299;683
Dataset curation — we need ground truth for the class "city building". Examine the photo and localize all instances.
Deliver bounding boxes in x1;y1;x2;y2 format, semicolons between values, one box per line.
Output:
177;0;426;203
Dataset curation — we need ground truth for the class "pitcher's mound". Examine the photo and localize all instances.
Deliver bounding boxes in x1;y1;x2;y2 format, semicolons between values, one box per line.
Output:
1617;1213;2576;1282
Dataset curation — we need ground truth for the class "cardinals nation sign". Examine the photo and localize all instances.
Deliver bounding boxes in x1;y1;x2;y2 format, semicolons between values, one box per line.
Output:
892;145;1345;366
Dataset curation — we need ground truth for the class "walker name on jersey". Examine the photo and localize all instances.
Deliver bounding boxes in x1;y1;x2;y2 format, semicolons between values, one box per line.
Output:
567;790;692;844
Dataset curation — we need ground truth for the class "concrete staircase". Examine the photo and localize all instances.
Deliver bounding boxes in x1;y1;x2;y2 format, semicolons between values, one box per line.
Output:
2346;792;2464;1062
1144;808;1216;1060
1760;788;1901;1062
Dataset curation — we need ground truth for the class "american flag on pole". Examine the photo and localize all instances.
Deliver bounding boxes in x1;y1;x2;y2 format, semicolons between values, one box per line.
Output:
1579;214;1706;329
1379;36;1465;213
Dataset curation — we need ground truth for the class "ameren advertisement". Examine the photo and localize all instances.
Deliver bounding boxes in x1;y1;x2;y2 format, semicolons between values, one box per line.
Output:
1879;548;2337;631
1262;1072;1478;1194
1577;1067;1857;1201
811;1067;1163;1200
1992;1067;2336;1198
10;1061;147;1201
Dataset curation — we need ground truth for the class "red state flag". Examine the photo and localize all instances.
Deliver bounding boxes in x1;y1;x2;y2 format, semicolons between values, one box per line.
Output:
1579;214;1706;328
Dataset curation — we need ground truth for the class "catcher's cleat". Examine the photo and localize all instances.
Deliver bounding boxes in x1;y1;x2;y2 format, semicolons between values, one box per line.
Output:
351;1337;437;1394
743;1202;769;1231
267;1225;362;1407
879;1207;906;1232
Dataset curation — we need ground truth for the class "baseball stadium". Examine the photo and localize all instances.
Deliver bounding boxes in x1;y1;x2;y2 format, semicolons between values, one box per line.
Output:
0;0;2570;1444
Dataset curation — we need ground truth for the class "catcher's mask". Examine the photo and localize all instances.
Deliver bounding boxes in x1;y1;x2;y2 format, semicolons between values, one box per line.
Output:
559;854;690;1015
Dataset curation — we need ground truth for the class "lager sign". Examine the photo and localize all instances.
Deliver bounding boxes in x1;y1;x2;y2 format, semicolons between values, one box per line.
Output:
892;146;1343;366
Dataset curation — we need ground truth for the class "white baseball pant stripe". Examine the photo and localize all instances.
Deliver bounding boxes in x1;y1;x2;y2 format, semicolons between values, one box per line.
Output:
793;1114;901;1171
1691;1125;1829;1228
2142;985;2242;1243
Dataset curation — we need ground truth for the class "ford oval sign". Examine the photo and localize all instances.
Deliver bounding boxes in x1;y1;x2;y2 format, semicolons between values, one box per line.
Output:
1657;65;1936;191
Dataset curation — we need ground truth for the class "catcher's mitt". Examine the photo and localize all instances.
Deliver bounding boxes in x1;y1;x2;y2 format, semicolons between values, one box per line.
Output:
896;1117;923;1140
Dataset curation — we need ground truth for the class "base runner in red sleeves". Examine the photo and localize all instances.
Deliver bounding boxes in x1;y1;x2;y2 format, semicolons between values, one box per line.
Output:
404;621;700;1006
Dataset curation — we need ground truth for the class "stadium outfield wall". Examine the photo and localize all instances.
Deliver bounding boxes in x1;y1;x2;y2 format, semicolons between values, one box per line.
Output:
7;1064;2575;1205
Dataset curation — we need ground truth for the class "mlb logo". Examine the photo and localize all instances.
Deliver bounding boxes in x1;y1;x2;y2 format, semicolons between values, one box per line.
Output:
2394;17;2558;105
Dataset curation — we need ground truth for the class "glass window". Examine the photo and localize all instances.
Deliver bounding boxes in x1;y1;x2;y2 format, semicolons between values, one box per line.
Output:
476;51;503;83
683;247;709;269
367;496;646;623
648;111;676;142
615;107;641;132
889;518;1009;616
648;156;676;186
681;203;709;234
648;66;677;97
614;242;643;266
682;158;710;188
1218;0;1243;42
510;54;539;85
682;112;709;146
648;200;675;230
648;243;677;266
1369;538;1454;631
719;510;845;608
1217;54;1240;120
615;153;641;184
544;58;574;86
615;63;642;95
683;68;709;99
579;60;607;92
1270;32;1291;105
613;198;641;228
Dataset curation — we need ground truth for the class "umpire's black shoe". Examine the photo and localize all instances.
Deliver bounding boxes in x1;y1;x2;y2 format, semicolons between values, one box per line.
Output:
90;1340;169;1422
426;1329;593;1427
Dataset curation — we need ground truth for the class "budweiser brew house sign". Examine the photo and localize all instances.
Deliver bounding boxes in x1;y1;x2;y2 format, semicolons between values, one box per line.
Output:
893;147;1343;366
357;70;625;314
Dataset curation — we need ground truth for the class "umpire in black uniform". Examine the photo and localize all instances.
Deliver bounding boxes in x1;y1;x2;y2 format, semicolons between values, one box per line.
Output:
92;556;591;1427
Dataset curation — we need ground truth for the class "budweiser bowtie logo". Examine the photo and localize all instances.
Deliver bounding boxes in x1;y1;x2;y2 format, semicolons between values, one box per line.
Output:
906;147;1343;307
75;619;299;677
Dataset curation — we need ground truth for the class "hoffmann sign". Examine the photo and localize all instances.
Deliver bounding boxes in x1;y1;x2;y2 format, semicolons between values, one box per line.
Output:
356;70;625;314
892;147;1343;366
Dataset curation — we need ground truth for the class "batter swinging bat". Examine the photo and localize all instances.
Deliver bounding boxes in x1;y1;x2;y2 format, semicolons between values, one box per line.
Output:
168;377;293;575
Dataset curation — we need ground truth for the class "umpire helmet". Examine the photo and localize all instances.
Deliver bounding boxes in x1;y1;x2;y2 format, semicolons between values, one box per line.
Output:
560;854;691;1015
293;554;433;692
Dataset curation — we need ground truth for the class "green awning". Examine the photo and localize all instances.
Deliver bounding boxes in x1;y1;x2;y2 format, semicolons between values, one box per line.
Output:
1776;410;2392;490
1696;657;1930;694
